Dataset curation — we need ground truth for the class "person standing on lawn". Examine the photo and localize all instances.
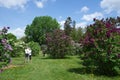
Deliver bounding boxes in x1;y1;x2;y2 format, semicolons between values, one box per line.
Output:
25;47;29;63
28;47;32;61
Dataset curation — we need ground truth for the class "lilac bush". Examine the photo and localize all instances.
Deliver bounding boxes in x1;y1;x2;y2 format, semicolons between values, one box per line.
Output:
46;29;73;58
0;27;13;69
80;17;120;76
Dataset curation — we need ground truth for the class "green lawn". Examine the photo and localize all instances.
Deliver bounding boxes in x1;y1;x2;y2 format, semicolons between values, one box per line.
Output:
0;55;120;80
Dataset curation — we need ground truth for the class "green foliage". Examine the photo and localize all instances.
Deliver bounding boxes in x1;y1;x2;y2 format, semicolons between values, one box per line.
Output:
12;40;25;57
28;41;40;56
80;17;120;76
19;36;28;43
25;16;60;45
64;17;73;36
46;29;73;58
70;27;83;43
6;33;21;57
6;33;17;41
0;27;13;68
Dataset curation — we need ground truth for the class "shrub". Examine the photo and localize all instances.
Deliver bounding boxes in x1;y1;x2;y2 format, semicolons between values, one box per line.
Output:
0;27;13;68
12;40;25;57
28;41;40;56
46;29;73;58
80;17;120;76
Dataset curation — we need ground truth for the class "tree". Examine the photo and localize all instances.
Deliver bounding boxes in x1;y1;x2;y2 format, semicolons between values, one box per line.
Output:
20;36;28;43
80;17;120;76
25;16;60;45
46;29;73;58
64;17;72;36
70;27;83;43
6;33;17;41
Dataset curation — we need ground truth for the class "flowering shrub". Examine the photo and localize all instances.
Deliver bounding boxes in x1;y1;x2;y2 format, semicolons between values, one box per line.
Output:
46;29;73;58
12;40;25;57
80;17;120;76
0;27;13;69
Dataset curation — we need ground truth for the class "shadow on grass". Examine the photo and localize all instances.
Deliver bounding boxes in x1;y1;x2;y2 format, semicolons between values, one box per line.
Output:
68;67;120;77
68;67;93;74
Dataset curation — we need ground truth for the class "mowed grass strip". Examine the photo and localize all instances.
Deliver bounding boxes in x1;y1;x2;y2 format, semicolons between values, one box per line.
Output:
0;55;120;80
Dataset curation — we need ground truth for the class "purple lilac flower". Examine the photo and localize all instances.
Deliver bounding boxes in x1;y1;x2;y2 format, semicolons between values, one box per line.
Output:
0;69;3;73
116;28;120;34
1;39;7;45
4;44;13;51
8;45;13;51
1;39;7;43
62;35;67;39
90;38;95;43
105;22;111;28
106;31;111;38
118;54;120;58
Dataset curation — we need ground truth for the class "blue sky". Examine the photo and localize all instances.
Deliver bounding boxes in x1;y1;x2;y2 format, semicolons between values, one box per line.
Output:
0;0;120;38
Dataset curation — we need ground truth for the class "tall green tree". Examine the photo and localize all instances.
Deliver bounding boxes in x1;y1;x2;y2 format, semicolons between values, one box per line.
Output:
6;33;17;41
25;16;60;45
70;27;83;43
64;17;72;36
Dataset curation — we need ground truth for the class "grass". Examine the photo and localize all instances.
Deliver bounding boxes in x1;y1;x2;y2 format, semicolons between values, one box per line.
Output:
0;54;120;80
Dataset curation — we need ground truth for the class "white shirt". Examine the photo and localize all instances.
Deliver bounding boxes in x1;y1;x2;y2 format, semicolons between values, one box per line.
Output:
25;48;32;55
28;49;32;55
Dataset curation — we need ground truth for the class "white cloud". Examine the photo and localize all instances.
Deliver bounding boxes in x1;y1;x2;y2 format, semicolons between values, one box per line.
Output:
8;28;25;39
76;22;87;28
0;0;56;9
59;20;65;30
58;16;63;20
100;0;120;14
59;20;87;29
35;1;43;8
34;0;48;8
81;6;89;13
0;0;29;9
81;12;103;21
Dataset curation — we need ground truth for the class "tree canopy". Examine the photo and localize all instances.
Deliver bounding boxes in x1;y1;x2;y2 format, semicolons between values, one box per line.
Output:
25;16;60;45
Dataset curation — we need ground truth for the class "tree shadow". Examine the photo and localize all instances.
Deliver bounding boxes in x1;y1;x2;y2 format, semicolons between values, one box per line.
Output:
68;67;93;74
68;67;120;77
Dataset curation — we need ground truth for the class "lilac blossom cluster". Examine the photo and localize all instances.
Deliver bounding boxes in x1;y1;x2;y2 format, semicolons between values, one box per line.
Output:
80;17;120;75
46;29;72;58
0;27;13;71
0;27;13;51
